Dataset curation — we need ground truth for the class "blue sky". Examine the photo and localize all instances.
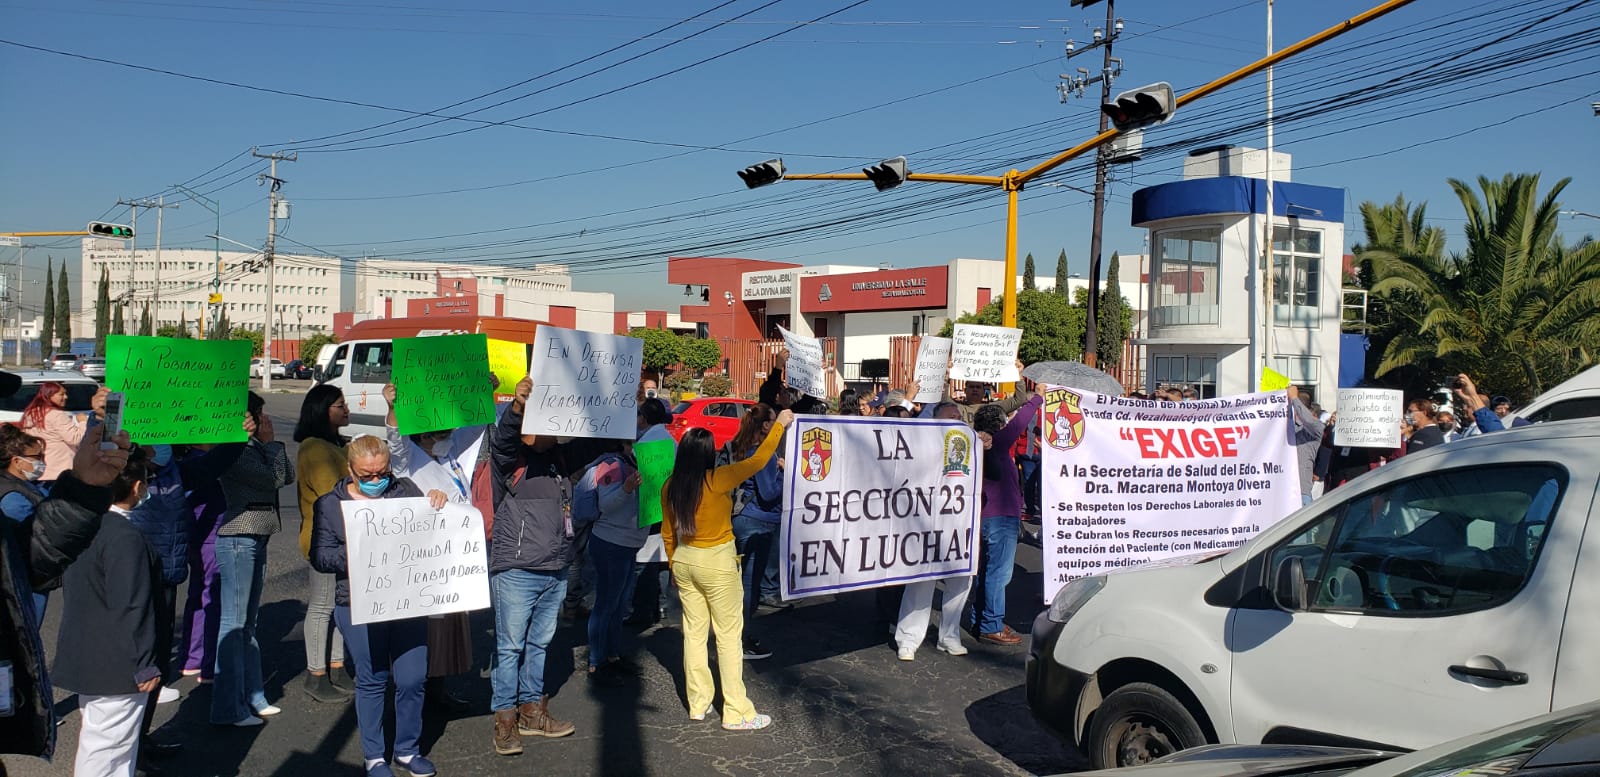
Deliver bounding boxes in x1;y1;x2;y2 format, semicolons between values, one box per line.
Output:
1;0;1596;312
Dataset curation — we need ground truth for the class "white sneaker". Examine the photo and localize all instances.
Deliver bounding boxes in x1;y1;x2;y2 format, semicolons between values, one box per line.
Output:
897;647;915;661
937;641;969;657
157;687;180;704
254;704;282;717
226;715;264;727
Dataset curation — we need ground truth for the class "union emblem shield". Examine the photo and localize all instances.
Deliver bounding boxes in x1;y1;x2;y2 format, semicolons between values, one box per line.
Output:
799;427;833;482
1043;387;1086;450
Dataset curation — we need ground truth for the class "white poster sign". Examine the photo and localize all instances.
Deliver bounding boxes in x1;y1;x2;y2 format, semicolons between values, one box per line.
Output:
523;326;642;439
781;418;983;600
779;326;826;398
949;324;1022;383
1334;388;1404;449
911;336;952;403
342;498;491;626
1040;388;1300;603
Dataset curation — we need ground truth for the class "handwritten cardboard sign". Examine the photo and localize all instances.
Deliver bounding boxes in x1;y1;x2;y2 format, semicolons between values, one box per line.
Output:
1334;388;1404;448
342;498;491;625
911;336;952;403
392;334;494;435
949;324;1022;383
1260;367;1291;392
103;335;250;444
524;327;642;440
486;338;530;402
779;326;826;398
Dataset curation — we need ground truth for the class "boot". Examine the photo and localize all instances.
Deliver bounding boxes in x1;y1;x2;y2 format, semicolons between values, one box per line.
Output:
303;672;351;703
493;709;522;756
327;663;355;692
517;697;575;738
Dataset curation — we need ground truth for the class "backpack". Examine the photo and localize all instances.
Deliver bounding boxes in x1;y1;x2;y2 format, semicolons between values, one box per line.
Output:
718;442;781;516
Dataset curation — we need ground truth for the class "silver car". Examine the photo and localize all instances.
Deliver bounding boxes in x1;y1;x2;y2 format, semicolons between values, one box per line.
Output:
75;357;106;381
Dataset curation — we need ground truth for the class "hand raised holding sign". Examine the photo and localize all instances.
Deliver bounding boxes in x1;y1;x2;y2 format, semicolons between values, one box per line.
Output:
427;489;449;510
776;409;796;429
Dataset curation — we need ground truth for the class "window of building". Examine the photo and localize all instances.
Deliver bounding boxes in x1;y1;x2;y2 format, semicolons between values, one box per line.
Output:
1152;226;1221;326
1268;465;1564;616
1271;356;1320;406
1151;353;1217;398
1272;225;1322;327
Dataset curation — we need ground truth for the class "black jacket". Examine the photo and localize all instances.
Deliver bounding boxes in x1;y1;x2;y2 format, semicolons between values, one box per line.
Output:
0;472;111;757
309;477;424;607
51;509;162;698
489;407;573;575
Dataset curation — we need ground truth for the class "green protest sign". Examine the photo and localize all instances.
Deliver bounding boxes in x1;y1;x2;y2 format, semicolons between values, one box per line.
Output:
392;334;494;435
104;335;251;444
635;438;676;528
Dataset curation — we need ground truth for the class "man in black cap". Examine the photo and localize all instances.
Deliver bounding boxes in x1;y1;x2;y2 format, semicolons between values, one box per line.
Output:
0;369;134;759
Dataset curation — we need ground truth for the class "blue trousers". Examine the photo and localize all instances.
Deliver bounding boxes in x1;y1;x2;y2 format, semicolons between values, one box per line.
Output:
210;534;267;724
732;515;777;619
968;516;1020;635
333;607;428;761
490;568;566;710
586;536;639;668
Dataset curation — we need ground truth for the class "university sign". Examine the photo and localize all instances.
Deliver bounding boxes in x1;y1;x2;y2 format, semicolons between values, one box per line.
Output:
801;266;950;313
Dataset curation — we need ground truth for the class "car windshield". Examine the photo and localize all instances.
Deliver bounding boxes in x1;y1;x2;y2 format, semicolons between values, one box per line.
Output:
0;382;99;414
1378;709;1590;776
672;402;692;414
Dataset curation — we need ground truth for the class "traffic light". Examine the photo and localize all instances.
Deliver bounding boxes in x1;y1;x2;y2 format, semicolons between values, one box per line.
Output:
89;221;135;239
1103;82;1177;131
737;159;785;189
862;157;909;192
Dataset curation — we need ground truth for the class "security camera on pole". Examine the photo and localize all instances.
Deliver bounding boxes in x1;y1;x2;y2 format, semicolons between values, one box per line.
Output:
252;147;295;390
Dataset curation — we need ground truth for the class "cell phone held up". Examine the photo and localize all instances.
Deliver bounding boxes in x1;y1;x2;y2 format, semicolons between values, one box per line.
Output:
100;391;126;450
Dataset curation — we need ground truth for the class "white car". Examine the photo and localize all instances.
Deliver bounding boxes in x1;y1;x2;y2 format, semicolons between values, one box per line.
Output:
0;370;102;424
1028;418;1600;769
250;358;286;379
1509;364;1600;425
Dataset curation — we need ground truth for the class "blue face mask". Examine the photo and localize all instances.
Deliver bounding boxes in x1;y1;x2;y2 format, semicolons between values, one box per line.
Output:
150;445;173;468
356;477;390;497
136;486;152;508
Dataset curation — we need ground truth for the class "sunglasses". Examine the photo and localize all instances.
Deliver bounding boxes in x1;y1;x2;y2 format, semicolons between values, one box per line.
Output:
351;470;392;483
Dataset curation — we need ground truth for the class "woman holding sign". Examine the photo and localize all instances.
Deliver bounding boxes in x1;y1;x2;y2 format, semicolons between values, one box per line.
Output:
382;381;487;713
662;407;794;731
311;434;449;777
294;385;355;703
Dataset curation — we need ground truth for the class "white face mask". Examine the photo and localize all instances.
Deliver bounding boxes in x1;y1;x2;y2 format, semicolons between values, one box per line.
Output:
430;439;453;458
21;457;45;482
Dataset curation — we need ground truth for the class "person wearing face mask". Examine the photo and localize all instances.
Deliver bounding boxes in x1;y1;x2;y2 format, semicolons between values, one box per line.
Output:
51;446;163;777
0;426;52;617
210;393;295;728
1437;409;1460;442
1406;398;1447;454
311;435;448;777
381;381;489;714
18;381;88;482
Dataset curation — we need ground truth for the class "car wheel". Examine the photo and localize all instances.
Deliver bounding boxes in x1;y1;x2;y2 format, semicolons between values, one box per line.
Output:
1086;682;1207;769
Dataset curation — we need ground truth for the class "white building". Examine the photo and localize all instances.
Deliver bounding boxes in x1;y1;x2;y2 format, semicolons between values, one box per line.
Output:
1130;146;1344;403
77;238;342;338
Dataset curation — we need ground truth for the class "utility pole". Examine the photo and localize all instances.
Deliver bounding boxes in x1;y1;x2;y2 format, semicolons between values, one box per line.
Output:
172;185;220;338
1060;0;1123;368
114;197;177;332
153;195;176;328
12;245;23;366
252;148;295;390
1260;0;1276;390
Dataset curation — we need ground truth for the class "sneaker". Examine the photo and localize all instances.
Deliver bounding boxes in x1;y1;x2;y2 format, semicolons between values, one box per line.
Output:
157;687;180;704
221;715;264;728
254;704;282;717
741;637;773;661
586;666;626;688
366;763;395;777
180;668;202;677
897;647;915;661
395;754;435;777
936;641;969;656
722;714;773;731
757;597;793;611
688;703;715;721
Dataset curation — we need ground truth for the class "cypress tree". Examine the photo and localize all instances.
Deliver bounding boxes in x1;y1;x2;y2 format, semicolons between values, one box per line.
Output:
1097;253;1131;367
1054;249;1070;298
94;266;110;355
40;258;55;360
55;262;71;353
1023;253;1037;290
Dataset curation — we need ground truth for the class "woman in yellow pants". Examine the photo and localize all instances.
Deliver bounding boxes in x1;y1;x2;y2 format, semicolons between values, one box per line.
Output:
661;408;794;730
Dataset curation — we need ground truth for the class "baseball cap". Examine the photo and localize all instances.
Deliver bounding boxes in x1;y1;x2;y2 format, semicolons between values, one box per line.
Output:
0;370;19;399
1491;395;1511;407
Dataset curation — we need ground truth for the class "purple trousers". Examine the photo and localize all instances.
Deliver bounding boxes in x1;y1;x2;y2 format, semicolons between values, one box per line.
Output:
181;517;221;677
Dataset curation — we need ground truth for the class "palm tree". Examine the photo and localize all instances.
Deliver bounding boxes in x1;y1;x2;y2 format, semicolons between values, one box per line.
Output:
1363;174;1600;401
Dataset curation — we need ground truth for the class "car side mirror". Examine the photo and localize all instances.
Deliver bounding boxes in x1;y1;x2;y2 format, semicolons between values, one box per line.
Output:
1273;556;1308;612
312;365;323;382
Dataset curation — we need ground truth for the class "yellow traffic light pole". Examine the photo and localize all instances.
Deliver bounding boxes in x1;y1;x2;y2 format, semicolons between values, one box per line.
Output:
780;0;1417;335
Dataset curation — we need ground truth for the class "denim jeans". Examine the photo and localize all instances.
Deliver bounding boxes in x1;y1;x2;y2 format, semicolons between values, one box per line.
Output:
210;534;268;723
586;536;639;668
304;568;344;673
968;516;1020;635
490;568;567;710
731;515;777;619
334;607;428;762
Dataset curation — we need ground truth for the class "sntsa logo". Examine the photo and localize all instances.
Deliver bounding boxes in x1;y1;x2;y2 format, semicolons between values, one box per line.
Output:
800;427;833;482
1044;387;1086;450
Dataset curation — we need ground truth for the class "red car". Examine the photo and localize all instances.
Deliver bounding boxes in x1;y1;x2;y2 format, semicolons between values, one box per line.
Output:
669;398;755;449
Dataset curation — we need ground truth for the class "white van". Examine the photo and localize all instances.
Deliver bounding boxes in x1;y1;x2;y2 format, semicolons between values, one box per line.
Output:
1509;364;1600;424
316;339;395;440
1027;419;1600;769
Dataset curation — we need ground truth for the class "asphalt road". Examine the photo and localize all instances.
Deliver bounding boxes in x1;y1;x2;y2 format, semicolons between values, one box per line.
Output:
3;387;1083;777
